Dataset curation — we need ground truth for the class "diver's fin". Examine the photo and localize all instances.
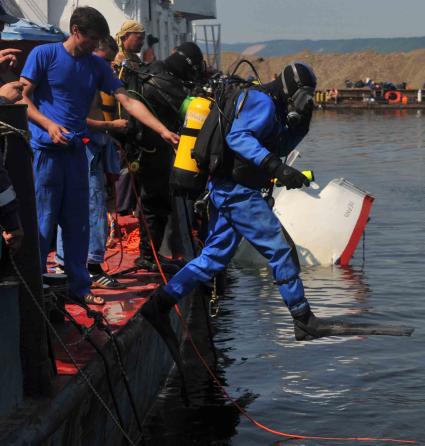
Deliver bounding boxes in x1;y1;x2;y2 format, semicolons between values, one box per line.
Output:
140;293;190;406
294;314;414;341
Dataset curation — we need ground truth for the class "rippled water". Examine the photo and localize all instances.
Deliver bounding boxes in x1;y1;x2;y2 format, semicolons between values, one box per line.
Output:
145;110;425;445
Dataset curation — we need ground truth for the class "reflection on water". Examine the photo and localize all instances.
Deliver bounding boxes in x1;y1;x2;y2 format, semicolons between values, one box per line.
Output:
144;111;425;445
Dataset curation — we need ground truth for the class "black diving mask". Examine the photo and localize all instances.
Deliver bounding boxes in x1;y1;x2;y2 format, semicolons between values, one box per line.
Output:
286;85;315;127
281;62;316;128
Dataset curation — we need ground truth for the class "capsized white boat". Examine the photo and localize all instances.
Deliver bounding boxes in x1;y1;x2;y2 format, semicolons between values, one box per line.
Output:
233;176;374;267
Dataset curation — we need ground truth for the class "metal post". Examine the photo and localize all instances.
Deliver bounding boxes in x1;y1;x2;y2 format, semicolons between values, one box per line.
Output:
216;24;221;71
211;25;217;68
203;25;209;66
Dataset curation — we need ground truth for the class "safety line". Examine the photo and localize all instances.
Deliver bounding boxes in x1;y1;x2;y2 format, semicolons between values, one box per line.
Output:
131;185;416;444
8;254;138;446
103;190;125;274
115;90;416;445
51;292;146;444
101;317;145;438
120;147;169;284
52;301;131;444
130;184;416;443
173;305;416;444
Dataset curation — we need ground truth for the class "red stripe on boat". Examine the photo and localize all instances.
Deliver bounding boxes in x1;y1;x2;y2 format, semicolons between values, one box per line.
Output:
337;194;374;266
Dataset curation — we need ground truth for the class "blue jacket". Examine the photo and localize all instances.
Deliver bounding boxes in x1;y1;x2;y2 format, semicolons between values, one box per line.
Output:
223;89;304;189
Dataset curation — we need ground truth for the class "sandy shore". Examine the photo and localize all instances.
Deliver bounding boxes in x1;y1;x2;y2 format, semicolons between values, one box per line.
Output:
222;49;425;89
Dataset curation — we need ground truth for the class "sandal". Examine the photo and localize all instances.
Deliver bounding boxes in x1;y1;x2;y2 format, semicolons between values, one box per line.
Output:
83;293;105;306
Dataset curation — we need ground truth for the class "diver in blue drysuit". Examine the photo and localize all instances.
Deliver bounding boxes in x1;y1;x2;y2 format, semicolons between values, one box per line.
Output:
141;62;323;342
141;63;415;351
163;93;308;315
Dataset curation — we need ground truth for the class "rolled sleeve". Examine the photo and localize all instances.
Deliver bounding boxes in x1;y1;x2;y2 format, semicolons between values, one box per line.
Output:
21;45;47;84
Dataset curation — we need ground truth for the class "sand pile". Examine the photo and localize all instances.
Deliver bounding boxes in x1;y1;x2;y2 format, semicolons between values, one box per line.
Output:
221;49;425;89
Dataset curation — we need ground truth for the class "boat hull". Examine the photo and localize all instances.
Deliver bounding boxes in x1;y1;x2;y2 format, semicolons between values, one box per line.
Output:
233;178;374;267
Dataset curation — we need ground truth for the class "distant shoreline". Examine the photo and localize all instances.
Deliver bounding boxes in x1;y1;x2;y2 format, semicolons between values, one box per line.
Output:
221;49;425;89
221;36;425;57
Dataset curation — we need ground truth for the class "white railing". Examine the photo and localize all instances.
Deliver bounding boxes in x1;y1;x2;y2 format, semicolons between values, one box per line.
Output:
193;23;221;70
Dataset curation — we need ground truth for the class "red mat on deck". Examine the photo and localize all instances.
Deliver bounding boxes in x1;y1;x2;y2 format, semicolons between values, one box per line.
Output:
50;215;161;375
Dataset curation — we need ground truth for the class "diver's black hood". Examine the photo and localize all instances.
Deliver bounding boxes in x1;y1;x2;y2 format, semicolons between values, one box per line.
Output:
281;62;317;96
262;62;317;110
164;42;204;81
262;76;287;110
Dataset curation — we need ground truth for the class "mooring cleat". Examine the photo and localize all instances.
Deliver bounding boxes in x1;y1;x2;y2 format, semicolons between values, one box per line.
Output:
293;309;414;341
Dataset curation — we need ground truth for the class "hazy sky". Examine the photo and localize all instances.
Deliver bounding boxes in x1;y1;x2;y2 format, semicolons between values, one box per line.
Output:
215;0;425;43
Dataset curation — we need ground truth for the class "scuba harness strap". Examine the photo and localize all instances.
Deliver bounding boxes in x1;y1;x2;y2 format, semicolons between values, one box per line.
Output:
118;63;188;170
147;76;182;116
189;77;289;192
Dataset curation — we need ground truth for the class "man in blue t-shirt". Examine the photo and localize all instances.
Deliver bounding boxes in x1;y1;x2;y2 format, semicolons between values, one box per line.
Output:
20;6;179;305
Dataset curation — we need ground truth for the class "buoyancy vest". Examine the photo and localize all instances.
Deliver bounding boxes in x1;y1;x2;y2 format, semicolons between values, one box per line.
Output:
118;61;189;161
192;83;288;190
139;61;188;132
192;82;243;177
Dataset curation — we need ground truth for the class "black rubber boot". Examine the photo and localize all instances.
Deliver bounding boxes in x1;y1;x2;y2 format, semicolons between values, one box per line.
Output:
140;287;190;405
292;306;414;340
140;287;180;365
135;254;181;274
140;287;177;332
292;306;321;341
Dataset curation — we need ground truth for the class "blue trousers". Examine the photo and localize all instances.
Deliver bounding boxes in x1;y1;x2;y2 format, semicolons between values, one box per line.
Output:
164;179;309;314
33;144;91;298
57;139;108;265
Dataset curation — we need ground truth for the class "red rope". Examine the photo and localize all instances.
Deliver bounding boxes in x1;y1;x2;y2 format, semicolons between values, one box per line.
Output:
118;146;169;284
103;198;124;274
172;304;415;444
119;143;416;445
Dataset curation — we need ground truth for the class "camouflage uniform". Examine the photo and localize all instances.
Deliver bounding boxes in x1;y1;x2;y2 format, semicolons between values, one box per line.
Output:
114;50;143;71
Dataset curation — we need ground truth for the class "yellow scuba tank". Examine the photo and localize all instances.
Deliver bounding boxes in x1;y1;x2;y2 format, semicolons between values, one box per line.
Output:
170;96;212;194
100;92;116;121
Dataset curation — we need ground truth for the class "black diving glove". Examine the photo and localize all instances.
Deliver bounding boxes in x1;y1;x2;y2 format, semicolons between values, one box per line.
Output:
260;153;310;190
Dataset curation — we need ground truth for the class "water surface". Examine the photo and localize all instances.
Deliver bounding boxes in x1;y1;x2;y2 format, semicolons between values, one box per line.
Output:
145;110;425;445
